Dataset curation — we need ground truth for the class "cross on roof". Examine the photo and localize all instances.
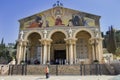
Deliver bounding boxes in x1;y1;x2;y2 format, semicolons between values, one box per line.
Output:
53;0;63;7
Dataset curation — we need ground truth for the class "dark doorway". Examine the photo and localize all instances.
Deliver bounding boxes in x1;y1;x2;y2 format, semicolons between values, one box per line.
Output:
54;50;66;64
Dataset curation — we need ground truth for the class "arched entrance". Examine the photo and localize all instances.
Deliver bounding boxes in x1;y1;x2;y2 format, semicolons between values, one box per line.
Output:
76;31;91;64
51;31;66;64
27;32;41;64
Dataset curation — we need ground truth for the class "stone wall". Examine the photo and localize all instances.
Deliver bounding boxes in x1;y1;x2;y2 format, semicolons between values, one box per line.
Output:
27;65;46;75
2;64;116;75
26;64;104;75
58;65;80;75
26;65;80;75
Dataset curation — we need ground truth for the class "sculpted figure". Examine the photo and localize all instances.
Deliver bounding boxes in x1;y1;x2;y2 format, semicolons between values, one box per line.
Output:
20;31;24;40
43;29;47;38
69;28;72;37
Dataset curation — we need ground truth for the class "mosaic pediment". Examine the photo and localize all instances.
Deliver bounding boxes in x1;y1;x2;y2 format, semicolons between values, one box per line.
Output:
20;7;99;30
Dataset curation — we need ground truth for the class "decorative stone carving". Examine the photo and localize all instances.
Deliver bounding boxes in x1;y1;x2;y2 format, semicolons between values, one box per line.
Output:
68;28;72;37
94;28;99;38
43;29;47;38
19;30;24;40
23;41;28;47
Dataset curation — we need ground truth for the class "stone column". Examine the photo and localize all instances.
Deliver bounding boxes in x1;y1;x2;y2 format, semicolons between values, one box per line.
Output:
47;41;52;63
66;44;69;64
99;38;104;63
89;38;100;62
69;42;73;64
94;38;99;61
40;44;43;64
95;43;99;61
39;39;43;64
26;45;30;62
23;41;28;62
96;38;103;63
40;39;52;64
65;38;77;65
43;43;47;64
16;40;23;64
40;39;47;64
73;44;77;64
89;38;95;61
92;45;95;60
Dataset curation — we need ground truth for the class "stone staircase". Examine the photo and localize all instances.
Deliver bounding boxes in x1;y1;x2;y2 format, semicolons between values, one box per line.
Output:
111;62;120;74
0;59;16;75
104;63;115;75
101;64;111;75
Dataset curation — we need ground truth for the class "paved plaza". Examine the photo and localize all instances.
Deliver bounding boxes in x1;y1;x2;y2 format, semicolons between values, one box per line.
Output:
0;75;116;80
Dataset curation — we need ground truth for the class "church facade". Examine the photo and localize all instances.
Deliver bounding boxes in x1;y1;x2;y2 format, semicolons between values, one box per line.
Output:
16;3;103;65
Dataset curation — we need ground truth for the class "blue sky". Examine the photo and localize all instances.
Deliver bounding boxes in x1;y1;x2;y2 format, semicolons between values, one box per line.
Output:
0;0;120;44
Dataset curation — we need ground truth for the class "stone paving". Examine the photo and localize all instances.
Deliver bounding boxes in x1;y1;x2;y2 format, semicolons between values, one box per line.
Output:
0;75;116;80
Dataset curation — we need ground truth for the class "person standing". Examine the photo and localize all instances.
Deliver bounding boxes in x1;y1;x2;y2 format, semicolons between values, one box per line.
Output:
45;66;49;79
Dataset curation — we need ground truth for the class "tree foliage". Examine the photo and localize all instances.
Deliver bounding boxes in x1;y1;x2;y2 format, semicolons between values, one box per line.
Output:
106;26;117;54
0;41;16;64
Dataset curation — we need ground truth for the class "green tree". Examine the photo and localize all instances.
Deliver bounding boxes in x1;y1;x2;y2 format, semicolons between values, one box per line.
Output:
0;40;5;57
107;26;117;54
0;38;16;64
116;30;120;48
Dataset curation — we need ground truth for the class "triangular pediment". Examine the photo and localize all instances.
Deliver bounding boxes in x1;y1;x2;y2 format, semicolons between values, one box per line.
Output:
19;6;100;30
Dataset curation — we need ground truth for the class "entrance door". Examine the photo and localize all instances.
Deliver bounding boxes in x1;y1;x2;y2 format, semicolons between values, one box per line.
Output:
54;50;66;64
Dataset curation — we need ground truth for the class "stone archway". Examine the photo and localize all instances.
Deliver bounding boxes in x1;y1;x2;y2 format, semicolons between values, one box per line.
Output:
73;28;93;38
50;31;66;64
48;29;68;39
27;32;41;64
75;30;92;64
24;30;43;41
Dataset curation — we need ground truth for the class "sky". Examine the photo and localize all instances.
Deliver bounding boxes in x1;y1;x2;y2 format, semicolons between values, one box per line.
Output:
0;0;120;44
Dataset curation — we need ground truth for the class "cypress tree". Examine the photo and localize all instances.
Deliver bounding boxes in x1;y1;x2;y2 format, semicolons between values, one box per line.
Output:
106;27;111;52
107;26;117;54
